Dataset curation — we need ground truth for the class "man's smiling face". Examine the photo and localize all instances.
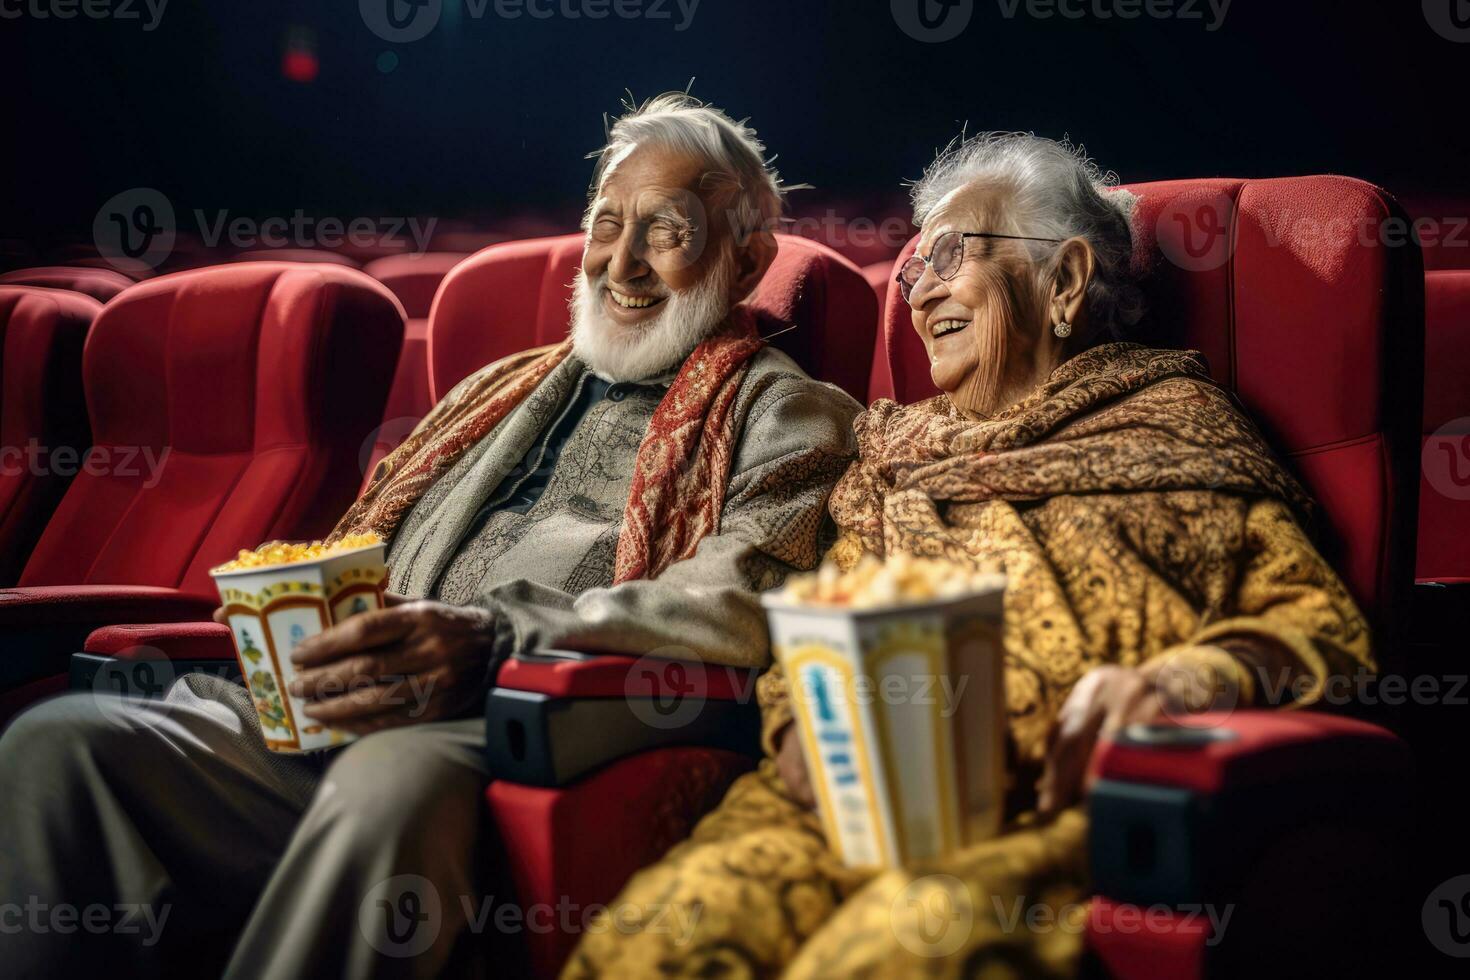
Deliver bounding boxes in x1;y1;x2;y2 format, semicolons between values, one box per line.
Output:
581;143;727;333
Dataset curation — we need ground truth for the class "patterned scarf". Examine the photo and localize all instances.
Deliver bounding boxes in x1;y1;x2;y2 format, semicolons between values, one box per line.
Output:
829;343;1312;553
331;308;766;584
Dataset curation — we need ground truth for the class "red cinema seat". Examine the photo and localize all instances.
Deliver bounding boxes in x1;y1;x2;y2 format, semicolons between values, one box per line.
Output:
431;232;877;405
874;176;1423;976
1417;269;1470;584
0;263;403;722
0;266;134;304
230;248;361;268
0;287;96;586
478;232;876;977
359;253;469;482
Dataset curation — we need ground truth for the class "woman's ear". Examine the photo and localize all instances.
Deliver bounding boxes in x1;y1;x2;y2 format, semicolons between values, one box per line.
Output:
729;229;778;305
1049;237;1096;331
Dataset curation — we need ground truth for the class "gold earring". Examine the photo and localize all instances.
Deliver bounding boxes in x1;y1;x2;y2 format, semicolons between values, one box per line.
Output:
1054;320;1072;339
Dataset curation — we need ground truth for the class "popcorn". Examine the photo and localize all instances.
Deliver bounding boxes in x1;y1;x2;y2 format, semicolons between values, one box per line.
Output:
779;552;999;609
211;532;382;573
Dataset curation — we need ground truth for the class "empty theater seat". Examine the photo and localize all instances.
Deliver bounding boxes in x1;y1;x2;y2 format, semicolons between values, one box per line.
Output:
0;263;403;721
0;287;96;586
360;252;469;481
230;248;361;268
1418;269;1470;584
0;266;134;303
874;176;1423;977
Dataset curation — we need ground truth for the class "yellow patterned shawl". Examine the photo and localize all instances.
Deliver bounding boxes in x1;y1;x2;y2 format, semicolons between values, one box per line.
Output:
811;343;1371;770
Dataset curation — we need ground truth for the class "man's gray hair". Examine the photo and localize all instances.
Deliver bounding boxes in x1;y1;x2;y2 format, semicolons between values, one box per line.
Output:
911;132;1146;334
586;92;788;242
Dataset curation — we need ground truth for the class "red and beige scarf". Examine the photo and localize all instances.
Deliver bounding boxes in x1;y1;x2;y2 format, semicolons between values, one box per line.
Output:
330;308;766;584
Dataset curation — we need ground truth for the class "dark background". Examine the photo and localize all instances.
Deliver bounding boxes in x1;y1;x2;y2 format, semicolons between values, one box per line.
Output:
3;0;1467;240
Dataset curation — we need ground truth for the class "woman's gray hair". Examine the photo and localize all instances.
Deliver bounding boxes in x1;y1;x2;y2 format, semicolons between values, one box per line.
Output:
586;92;789;242
910;132;1146;335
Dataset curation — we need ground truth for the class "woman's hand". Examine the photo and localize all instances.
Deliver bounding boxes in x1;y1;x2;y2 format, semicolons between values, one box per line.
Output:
775;722;818;810
1036;653;1244;817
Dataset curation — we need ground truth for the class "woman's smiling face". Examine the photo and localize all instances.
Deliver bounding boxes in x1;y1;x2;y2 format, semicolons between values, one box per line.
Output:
907;183;1056;416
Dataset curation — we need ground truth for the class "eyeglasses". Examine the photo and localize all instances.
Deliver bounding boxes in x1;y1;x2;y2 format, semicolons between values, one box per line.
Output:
896;230;1064;303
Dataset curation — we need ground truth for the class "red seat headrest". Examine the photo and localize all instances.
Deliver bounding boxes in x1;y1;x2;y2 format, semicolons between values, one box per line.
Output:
428;233;878;403
0;266;134;304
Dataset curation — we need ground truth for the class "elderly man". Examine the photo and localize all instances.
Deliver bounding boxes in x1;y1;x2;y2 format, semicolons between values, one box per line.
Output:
0;93;860;978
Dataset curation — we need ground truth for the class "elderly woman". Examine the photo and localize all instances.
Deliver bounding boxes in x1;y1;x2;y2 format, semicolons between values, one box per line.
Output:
564;133;1373;978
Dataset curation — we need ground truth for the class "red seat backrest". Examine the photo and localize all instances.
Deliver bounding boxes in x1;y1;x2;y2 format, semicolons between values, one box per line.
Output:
18;263;404;594
0;287;96;585
428;233;878;404
359;253;472;485
876;176;1424;641
0;266;134;304
230;249;361;268
1418;269;1470;583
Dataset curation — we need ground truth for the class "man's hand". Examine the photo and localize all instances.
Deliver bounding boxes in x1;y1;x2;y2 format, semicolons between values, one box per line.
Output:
1036;654;1243;817
267;597;494;734
775;722;818;810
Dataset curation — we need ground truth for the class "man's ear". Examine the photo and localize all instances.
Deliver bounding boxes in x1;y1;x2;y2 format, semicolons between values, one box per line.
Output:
1050;237;1095;330
729;229;777;306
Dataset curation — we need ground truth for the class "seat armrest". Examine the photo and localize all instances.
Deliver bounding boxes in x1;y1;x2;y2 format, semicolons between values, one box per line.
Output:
485;650;762;788
0;586;220;692
84;621;236;661
1087;710;1412;977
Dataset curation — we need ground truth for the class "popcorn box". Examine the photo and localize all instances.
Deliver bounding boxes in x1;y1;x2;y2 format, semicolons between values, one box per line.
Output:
210;539;388;752
761;578;1007;869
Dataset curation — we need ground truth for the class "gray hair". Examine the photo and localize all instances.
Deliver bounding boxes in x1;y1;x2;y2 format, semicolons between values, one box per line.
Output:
910;132;1146;334
586;92;788;242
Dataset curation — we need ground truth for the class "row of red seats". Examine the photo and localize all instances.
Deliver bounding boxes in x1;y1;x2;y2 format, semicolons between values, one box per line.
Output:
0;175;1447;976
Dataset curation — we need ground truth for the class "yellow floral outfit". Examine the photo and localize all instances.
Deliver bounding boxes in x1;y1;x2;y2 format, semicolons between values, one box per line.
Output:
564;344;1374;978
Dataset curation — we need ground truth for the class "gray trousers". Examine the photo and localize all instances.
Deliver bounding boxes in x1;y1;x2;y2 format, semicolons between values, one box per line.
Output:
0;673;492;979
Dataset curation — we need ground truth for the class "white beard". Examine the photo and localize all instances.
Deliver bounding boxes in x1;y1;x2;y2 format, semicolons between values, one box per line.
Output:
569;261;734;382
